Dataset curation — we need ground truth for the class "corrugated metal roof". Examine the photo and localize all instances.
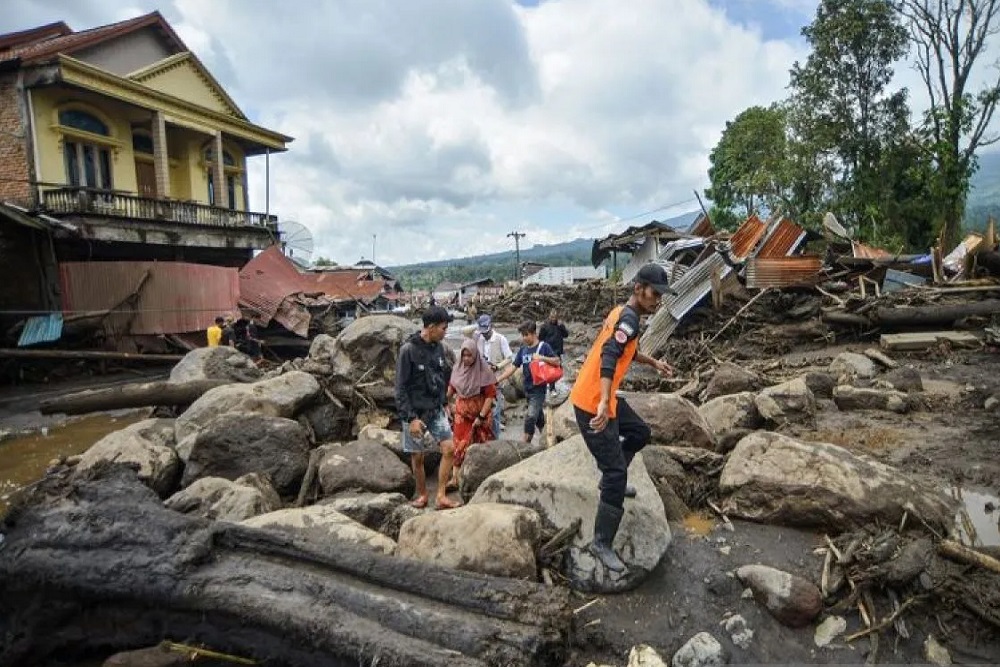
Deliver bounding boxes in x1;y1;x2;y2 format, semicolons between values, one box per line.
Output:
688;213;715;237
667;253;731;320
17;313;63;347
59;262;239;335
238;246;308;322
852;241;891;259
729;215;768;260
304;269;391;301
745;256;822;289
757;218;807;258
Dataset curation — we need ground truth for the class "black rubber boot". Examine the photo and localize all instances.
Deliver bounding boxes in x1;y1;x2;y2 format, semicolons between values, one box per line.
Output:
590;502;626;572
624;484;637;498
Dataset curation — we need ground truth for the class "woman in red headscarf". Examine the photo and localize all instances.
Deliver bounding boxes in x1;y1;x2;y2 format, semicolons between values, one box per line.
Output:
447;338;498;486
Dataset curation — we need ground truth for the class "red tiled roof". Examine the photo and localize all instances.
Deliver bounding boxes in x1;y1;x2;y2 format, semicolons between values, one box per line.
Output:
0;12;187;64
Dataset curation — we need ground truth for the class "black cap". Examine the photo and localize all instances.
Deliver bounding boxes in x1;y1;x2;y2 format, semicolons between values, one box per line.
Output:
422;305;453;327
635;263;677;296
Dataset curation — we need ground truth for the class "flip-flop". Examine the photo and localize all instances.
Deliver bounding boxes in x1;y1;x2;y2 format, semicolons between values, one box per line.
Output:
435;497;462;510
410;496;428;509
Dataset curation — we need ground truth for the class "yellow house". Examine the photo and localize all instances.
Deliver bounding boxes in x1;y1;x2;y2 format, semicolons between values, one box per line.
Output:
0;12;293;262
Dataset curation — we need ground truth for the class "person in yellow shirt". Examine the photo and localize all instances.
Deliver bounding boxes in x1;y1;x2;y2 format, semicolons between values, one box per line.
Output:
206;316;224;347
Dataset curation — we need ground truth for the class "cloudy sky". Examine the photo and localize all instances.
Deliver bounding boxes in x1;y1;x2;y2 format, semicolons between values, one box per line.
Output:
1;1;873;264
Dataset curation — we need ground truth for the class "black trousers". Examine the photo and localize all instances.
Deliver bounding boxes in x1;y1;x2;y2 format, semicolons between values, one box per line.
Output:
574;398;651;509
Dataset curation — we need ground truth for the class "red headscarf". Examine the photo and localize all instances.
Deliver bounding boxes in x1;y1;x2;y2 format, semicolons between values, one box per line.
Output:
450;338;496;398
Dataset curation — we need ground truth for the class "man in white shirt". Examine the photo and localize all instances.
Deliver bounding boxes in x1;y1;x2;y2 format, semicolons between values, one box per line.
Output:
473;315;512;436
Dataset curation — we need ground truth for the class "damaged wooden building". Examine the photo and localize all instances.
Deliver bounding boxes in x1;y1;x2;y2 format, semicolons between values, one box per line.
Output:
0;12;293;352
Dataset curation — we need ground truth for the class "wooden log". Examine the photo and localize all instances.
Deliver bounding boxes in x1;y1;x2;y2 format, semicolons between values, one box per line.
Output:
863;348;898;369
937;539;1000;575
0;348;184;362
821;310;872;327
39;379;229;416
880;331;980;351
875;300;1000;328
0;466;571;667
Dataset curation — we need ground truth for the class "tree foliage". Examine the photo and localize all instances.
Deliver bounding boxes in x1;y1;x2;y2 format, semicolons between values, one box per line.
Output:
895;0;1000;247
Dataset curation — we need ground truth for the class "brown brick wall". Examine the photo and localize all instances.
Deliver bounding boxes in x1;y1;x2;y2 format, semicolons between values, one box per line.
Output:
0;72;32;207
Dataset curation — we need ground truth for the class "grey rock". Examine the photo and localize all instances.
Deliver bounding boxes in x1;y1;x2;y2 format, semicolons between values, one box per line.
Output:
884;367;923;393
302;401;352;444
833;385;910;413
628;645;668;667
241;505;396;554
721;614;753;650
736;564;822;628
755;378;815;423
671;632;726;667
180;413;310;495
923;634;952;666
76;419;180;497
720;431;955;531
318;439;414;497
700;362;762;402
169;346;261;384
802;372;837;398
699;392;762;435
813;615;847;647
164;473;281;521
320;492;408;532
829;352;877;379
459;439;544;499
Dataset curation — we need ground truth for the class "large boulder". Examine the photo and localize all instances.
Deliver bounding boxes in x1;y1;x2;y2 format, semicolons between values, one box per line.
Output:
320;492;408;533
754;378;815;424
241;505;396;554
639;447;690;521
698;391;762;435
700;362;762;403
311;316;418;383
396;503;542;580
620;392;715;449
359;424;440;473
301;401;352;444
551;399;579;442
735;564;822;628
833;385;910;413
829;352;877;380
470;435;671;593
164;473;281;521
459;439;545;499
168;346;261;384
76;419;180;497
180;413;310;495
317;440;414;497
719;431;956;531
175;371;320;441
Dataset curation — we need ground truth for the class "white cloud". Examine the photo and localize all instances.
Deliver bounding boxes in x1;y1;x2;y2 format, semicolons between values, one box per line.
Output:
4;0;812;265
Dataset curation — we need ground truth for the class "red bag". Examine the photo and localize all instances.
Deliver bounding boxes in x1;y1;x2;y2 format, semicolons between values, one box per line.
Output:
530;358;564;384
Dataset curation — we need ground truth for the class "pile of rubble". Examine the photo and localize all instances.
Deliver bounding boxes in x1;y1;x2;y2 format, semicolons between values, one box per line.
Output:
482;282;625;324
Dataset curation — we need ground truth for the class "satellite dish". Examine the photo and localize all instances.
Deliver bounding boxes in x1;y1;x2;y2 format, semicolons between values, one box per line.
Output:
278;220;314;268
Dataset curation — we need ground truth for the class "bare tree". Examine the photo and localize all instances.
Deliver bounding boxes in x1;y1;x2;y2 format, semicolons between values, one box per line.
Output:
896;0;1000;246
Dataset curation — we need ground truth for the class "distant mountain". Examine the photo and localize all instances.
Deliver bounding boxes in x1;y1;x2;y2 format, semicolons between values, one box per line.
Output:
966;150;1000;229
389;210;701;290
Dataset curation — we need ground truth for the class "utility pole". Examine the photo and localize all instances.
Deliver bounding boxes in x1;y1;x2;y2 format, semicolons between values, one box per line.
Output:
507;231;526;283
372;234;376;265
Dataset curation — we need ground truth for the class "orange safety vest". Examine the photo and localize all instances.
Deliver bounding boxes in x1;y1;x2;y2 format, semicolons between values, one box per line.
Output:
570;305;638;418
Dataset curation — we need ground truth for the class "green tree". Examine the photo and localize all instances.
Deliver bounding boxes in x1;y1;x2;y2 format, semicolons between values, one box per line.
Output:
895;0;1000;248
789;0;912;235
705;105;790;228
312;256;338;267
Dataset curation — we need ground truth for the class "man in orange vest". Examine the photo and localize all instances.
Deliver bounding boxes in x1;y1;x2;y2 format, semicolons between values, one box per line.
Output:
569;263;676;572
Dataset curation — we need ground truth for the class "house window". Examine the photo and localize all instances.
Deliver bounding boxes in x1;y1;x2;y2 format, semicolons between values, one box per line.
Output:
59;109;113;189
207;172;237;209
64;141;112;189
59;109;109;136
132;132;154;155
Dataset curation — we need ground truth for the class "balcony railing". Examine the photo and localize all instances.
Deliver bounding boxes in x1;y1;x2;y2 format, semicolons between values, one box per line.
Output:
40;187;277;229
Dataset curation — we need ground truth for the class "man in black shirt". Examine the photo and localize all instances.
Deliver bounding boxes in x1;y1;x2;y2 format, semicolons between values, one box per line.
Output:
395;306;459;509
539;310;569;393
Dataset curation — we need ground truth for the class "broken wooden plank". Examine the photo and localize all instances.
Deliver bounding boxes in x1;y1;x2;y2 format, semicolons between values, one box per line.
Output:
880;331;980;351
863;348;898;369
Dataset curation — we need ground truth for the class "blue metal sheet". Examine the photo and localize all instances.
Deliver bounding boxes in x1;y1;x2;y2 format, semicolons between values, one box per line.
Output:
17;313;63;347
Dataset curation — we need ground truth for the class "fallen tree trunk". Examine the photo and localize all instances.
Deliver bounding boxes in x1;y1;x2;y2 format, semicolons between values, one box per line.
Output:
875;300;1000;328
39;379;229;416
0;348;184;362
0;466;570;667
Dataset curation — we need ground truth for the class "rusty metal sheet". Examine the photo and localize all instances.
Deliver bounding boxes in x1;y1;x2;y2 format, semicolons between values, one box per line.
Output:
59;262;239;335
238;246;307;322
304;270;389;301
729;215;768;260
852;241;891;259
757;218;807;258
745;256;822;289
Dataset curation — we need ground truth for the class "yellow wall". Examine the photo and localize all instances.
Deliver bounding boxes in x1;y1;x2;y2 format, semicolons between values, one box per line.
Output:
31;86;246;209
134;60;234;116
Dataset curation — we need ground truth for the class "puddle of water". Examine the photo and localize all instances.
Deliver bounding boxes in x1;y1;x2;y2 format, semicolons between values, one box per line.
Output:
682;511;717;536
0;413;144;515
949;486;1000;548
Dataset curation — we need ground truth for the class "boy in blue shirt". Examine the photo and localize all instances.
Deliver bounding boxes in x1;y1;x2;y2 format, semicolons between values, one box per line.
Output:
496;320;561;443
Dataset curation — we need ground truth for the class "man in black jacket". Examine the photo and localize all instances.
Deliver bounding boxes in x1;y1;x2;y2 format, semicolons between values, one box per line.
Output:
395;306;460;509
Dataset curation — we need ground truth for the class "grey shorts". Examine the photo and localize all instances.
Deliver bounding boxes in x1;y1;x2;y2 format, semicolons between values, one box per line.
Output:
401;408;453;453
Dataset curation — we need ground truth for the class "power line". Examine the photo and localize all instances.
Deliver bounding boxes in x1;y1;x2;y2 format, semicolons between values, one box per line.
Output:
577;196;700;232
506;231;526;282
